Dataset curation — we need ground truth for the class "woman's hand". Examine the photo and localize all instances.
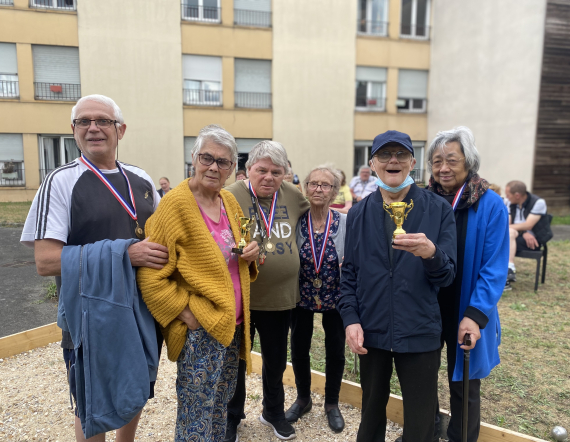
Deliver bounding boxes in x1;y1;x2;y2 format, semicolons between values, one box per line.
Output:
458;317;480;350
240;241;259;265
177;306;200;331
392;233;436;259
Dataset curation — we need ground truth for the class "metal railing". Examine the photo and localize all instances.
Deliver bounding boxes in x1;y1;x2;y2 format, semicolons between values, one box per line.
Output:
0;80;19;98
410;168;425;184
181;3;220;22
1;162;25;187
357;20;388;36
183;88;222;106
234;91;271;109
30;0;76;10
34;82;81;101
355;96;386;111
400;23;430;39
0;0;14;5
234;9;271;27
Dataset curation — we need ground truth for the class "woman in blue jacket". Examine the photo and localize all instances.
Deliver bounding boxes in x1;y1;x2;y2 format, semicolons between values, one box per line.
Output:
426;126;509;442
337;130;457;442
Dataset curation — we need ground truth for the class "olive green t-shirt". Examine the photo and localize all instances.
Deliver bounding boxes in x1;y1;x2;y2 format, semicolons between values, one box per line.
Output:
226;180;310;311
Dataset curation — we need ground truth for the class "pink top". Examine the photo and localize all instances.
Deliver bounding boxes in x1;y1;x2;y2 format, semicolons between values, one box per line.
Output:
198;198;243;325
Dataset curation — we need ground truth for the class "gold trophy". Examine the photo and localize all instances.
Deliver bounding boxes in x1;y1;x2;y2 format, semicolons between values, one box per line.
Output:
232;215;255;254
383;200;414;239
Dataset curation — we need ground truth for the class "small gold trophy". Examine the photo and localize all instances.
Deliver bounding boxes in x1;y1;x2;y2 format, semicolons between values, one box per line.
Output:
383;200;414;239
232;215;255;254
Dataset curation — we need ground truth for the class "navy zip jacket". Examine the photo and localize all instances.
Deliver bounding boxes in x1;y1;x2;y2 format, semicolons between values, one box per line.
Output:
337;184;457;353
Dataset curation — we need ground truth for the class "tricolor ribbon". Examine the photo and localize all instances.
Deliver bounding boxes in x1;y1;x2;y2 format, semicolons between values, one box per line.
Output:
451;182;467;212
80;155;138;221
249;181;278;240
308;209;332;279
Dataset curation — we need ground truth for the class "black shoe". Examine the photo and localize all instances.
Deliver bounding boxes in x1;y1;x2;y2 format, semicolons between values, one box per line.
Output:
326;407;345;433
223;416;242;442
259;413;296;440
507;268;516;282
285;398;312;423
504;280;512;292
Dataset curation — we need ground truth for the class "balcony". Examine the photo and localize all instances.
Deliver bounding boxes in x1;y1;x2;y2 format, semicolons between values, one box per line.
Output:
357;20;388;36
234;9;272;28
400;23;430;40
181;3;220;23
410;168;425;184
34;82;81;101
30;0;76;10
397;97;427;113
1;162;25;187
0;81;19;99
183;88;222;106
355;96;386;112
234;91;271;109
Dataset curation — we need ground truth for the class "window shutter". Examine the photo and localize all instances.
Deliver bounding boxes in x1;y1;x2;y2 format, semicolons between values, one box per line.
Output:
356;66;387;82
398;69;428;99
0;134;24;161
182;55;222;82
184;137;196;163
0;43;18;74
236;138;264;154
32;45;80;83
234;59;271;93
234;0;270;11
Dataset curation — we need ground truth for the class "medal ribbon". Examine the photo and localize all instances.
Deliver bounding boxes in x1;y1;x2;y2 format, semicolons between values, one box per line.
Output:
308;210;332;277
249;181;278;240
80;155;138;221
451;182;467;212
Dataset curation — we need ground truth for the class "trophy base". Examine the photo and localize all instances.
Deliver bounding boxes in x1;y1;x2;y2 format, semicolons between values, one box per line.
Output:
232;247;244;255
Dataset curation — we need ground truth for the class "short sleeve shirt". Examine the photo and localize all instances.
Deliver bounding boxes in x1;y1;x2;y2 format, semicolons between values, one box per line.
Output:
331;185;352;207
349;176;378;199
509;198;547;224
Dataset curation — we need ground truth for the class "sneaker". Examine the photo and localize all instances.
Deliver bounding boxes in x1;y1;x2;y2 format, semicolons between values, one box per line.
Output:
504;280;512;292
259;413;296;440
223;416;242;442
507;268;516;282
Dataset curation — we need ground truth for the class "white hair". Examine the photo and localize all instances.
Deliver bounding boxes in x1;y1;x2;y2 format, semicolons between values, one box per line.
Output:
71;94;124;124
427;126;481;174
245;140;289;172
303;164;342;202
358;165;372;173
191;124;238;165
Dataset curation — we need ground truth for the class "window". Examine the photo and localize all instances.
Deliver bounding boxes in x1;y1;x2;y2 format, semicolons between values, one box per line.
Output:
400;0;430;39
410;141;425;183
31;0;76;10
0;0;14;7
0;43;19;98
234;59;271;109
234;0;271;27
32;45;81;101
39;135;80;182
0;134;25;186
357;0;388;36
181;0;220;22
354;141;372;176
355;66;386;111
182;55;222;106
184;137;195;177
397;69;428;113
236;138;264;171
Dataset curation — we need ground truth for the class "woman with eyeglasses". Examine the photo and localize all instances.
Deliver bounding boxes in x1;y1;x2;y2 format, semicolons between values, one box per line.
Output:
137;124;259;441
285;165;347;433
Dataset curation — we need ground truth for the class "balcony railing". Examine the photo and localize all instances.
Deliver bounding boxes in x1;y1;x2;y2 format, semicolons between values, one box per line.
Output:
410;168;425;185
0;80;19;98
397;97;427;113
400;23;430;39
234;9;271;27
34;82;81;101
183;88;222;106
1;162;25;187
357;20;388;36
30;0;76;10
235;91;271;109
355;96;386;111
181;3;220;22
0;0;14;6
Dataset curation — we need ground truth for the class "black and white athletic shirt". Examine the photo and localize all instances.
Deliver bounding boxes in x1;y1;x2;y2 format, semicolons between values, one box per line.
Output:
21;157;160;348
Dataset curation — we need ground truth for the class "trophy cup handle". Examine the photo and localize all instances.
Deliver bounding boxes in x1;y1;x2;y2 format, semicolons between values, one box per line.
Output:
383;202;394;221
404;200;414;219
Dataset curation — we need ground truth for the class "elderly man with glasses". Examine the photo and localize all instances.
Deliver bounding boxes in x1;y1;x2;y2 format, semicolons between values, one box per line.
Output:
349;165;378;202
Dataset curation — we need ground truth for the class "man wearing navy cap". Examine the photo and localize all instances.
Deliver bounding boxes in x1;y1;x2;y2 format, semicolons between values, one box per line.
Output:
337;130;457;442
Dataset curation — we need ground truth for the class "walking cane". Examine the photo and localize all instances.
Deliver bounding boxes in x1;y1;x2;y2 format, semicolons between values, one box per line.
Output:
461;333;472;442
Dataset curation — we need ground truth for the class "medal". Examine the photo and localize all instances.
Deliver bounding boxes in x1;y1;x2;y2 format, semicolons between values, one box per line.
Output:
249;182;278;254
308;210;332;291
259;253;266;265
80;155;144;240
314;294;322;309
265;241;275;252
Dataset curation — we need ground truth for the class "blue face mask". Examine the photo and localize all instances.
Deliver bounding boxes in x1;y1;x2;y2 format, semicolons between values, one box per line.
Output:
375;175;415;193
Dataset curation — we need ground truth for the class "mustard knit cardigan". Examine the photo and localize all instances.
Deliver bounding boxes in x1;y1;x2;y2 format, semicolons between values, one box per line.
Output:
137;179;258;372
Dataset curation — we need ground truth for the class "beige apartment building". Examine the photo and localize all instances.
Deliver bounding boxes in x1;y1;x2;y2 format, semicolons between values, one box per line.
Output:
0;0;432;202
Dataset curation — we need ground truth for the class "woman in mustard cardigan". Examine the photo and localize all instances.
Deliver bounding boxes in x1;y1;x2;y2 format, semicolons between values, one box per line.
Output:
138;125;259;442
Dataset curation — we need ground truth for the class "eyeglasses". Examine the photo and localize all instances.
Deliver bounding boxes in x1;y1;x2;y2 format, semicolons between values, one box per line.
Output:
73;119;118;128
307;182;333;192
375;150;412;163
198;153;234;170
431;157;465;169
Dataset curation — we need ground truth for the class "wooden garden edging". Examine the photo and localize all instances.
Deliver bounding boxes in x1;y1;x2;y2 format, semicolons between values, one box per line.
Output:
0;324;547;442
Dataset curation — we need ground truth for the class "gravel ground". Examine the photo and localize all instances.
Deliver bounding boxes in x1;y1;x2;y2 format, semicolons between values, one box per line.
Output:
0;343;402;441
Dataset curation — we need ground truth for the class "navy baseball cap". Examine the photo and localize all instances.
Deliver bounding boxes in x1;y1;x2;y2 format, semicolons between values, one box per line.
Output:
371;130;414;157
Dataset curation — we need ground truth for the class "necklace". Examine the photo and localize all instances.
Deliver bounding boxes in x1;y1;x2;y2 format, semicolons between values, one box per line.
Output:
312;219;325;233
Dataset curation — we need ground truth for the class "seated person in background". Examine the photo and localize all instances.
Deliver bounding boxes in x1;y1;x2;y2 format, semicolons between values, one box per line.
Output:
157;176;171;198
236;169;247;181
349;165;378;202
504;180;553;287
330;170;353;214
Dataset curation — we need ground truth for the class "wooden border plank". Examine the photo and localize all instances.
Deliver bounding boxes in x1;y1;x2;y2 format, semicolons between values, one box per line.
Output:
0;322;61;359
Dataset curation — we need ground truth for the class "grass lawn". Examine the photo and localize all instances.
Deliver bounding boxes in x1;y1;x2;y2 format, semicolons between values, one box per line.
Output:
552;215;570;225
254;240;570;440
0;201;32;225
